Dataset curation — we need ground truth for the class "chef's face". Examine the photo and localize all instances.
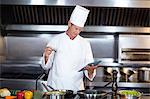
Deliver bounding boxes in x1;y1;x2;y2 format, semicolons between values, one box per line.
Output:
67;21;83;39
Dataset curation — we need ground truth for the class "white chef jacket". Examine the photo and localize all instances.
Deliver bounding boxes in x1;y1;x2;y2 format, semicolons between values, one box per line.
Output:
41;32;96;92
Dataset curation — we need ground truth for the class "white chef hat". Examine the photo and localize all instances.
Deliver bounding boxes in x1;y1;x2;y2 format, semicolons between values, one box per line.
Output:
70;5;90;27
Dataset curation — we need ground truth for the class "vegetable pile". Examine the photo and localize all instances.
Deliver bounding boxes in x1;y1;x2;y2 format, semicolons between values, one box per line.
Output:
46;90;65;95
119;90;141;97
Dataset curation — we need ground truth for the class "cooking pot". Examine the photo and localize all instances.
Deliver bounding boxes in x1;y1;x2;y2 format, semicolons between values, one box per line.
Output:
59;89;75;99
119;94;141;99
43;90;65;99
118;90;142;99
77;89;108;99
138;67;150;82
104;67;121;82
43;90;74;99
41;82;74;99
120;68;137;82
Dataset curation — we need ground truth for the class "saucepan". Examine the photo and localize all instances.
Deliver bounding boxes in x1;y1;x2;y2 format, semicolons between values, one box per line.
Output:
43;89;74;99
42;82;74;99
77;89;109;99
43;90;65;99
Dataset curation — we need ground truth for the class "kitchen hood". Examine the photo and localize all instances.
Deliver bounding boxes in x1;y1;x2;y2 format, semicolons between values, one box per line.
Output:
1;0;150;8
1;6;149;27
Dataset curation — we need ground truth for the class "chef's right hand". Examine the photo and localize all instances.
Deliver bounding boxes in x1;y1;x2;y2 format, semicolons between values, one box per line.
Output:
44;47;53;63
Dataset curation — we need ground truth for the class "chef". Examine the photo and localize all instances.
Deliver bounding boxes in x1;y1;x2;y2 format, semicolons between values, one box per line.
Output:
41;5;98;92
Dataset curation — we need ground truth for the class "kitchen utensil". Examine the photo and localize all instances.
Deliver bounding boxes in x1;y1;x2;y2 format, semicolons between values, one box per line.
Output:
79;62;123;72
118;90;142;99
119;95;140;99
41;82;51;91
138;67;150;82
88;60;102;66
41;82;74;99
78;60;101;72
43;91;65;99
120;68;137;82
77;89;107;99
47;85;55;90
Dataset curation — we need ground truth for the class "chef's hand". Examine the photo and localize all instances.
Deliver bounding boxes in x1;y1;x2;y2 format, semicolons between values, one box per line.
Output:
44;47;53;64
84;64;99;79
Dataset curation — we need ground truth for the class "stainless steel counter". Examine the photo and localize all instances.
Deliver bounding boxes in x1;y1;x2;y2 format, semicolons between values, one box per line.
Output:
0;78;150;99
0;78;36;90
85;81;150;88
85;77;150;88
1;78;150;90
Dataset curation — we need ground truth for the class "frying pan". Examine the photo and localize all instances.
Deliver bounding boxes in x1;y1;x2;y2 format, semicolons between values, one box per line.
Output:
77;89;108;99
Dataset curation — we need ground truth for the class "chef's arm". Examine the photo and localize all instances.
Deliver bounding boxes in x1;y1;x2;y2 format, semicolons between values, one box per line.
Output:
41;47;55;70
84;65;97;81
44;47;53;64
88;67;96;79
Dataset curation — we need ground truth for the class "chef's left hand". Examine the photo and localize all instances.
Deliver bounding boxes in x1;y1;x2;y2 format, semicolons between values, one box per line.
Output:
84;64;99;78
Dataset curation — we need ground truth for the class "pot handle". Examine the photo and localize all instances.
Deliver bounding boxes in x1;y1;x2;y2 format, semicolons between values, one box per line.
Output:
42;93;47;99
42;82;51;91
100;92;112;99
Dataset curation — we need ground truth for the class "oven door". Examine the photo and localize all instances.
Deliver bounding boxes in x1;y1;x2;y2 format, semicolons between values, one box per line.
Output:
119;35;150;64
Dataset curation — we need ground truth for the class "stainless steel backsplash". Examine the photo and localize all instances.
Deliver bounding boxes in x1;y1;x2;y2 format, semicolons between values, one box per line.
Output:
1;34;114;62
